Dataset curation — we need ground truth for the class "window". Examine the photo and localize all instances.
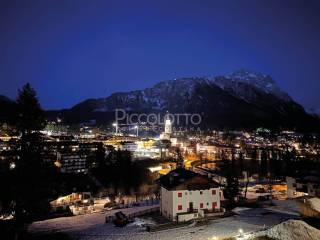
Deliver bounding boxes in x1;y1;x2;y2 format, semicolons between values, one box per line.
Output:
200;203;203;208
212;202;217;209
200;191;203;195
178;205;182;211
212;189;216;195
178;192;182;198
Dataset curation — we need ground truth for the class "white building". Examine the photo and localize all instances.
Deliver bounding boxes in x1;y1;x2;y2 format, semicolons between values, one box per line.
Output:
157;168;222;222
58;153;87;173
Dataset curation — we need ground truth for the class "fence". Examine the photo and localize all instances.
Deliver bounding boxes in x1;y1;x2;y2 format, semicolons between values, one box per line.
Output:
127;206;160;219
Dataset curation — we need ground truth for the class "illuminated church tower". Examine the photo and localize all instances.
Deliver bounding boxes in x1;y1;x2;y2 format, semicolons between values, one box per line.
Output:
160;112;172;140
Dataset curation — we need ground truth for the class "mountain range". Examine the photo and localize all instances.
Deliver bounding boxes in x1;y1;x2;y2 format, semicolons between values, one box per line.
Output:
1;70;319;131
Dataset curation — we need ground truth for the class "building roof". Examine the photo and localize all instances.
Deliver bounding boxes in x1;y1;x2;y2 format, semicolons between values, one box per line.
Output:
157;168;219;191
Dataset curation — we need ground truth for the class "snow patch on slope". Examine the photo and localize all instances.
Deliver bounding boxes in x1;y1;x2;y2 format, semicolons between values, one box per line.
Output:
308;197;320;213
213;69;292;102
252;220;320;240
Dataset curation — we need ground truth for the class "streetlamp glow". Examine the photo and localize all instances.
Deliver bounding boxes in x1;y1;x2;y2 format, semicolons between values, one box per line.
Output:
9;162;16;170
210;237;217;240
112;122;118;135
238;228;244;237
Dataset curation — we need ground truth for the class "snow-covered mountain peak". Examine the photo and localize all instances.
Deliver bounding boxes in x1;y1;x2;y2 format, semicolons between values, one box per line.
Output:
90;70;295;113
150;77;211;96
213;69;292;102
228;69;275;89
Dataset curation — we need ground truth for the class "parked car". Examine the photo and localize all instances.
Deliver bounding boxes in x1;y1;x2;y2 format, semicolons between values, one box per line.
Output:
104;201;120;211
113;211;129;227
256;188;267;193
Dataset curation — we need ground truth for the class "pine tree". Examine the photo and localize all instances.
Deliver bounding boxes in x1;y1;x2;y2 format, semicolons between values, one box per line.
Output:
13;83;56;225
16;83;46;136
223;158;240;207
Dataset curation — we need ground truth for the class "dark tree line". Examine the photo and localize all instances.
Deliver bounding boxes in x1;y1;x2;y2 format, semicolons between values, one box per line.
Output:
0;83;59;239
216;146;308;207
92;149;156;200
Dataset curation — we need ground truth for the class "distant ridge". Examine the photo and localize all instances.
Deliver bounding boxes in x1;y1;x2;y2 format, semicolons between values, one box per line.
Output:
45;70;319;131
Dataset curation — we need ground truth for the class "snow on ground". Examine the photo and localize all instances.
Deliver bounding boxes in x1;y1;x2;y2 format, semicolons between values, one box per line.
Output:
264;199;300;216
128;217;157;228
232;207;252;214
29;204;299;240
29;205;159;234
308;197;320;213
252;220;320;240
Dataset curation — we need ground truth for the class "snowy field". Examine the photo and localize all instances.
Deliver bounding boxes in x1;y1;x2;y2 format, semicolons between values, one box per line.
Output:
29;201;300;240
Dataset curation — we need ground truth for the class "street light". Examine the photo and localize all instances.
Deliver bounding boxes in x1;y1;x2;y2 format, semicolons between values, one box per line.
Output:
112;122;118;135
134;125;139;137
208;237;217;240
9;162;16;170
239;228;244;237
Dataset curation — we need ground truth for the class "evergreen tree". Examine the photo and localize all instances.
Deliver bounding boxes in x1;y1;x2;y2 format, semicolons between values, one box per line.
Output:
16;83;46;136
260;149;268;179
223;158;240;207
13;83;56;225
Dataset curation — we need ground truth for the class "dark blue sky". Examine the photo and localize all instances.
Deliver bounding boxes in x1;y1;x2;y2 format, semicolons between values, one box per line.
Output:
0;0;320;110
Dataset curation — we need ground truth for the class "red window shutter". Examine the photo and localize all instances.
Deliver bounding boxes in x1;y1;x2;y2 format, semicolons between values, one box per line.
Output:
178;192;182;198
212;189;216;195
212;202;217;209
178;205;182;211
200;203;203;208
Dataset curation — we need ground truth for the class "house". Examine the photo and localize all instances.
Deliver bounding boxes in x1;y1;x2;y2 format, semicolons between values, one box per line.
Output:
157;168;223;222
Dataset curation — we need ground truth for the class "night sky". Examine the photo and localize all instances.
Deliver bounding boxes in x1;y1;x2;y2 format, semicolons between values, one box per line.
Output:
0;0;320;110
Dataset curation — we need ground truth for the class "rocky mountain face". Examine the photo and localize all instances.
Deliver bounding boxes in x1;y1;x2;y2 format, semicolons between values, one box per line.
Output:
42;70;320;131
307;107;320;118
